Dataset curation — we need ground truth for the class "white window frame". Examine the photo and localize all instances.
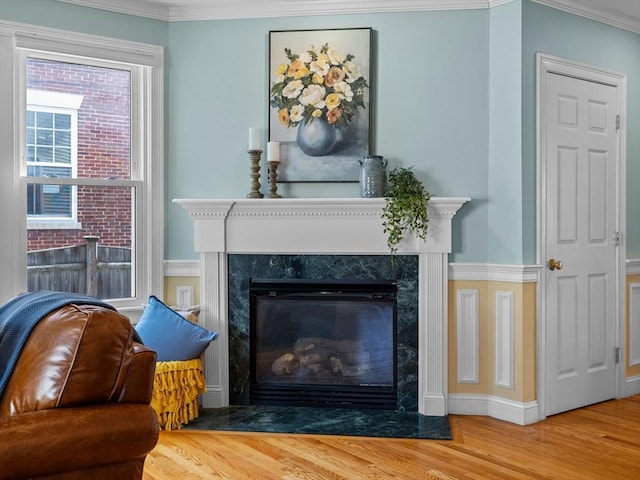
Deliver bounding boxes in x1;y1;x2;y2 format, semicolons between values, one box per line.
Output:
0;21;164;318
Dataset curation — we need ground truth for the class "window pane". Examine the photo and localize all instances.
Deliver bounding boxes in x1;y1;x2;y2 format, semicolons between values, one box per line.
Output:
36;129;53;146
36;112;53;128
55;114;71;130
55;147;71;164
27;185;135;300
55;130;71;147
36;147;53;163
27;110;35;127
27;183;72;217
30;166;71;178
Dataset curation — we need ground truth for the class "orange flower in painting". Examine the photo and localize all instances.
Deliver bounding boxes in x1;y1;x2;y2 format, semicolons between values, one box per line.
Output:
324;66;345;87
275;63;288;77
288;60;310;80
326;107;343;125
325;93;341;109
278;108;290;126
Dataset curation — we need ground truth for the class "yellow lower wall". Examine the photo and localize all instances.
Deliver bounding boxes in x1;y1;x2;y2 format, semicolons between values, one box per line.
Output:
627;274;640;379
448;280;537;403
163;276;200;309
163;272;639;402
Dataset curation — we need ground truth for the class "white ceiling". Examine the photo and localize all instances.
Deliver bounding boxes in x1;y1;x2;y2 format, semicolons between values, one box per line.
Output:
55;0;640;33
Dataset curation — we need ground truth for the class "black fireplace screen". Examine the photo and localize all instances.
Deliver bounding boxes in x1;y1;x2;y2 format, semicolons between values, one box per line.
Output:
249;279;397;409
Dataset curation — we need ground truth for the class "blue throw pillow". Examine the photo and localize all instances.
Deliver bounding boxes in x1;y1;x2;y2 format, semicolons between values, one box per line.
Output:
135;295;218;361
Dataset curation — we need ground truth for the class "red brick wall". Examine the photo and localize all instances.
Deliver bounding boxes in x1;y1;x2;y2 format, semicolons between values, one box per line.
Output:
27;58;132;251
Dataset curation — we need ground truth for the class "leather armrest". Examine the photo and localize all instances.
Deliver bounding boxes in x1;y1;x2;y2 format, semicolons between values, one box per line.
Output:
117;344;157;404
0;404;159;480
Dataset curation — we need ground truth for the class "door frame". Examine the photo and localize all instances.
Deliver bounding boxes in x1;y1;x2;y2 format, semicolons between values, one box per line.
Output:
536;53;627;421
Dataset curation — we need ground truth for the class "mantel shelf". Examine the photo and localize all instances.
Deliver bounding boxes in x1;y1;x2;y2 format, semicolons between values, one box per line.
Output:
173;197;469;255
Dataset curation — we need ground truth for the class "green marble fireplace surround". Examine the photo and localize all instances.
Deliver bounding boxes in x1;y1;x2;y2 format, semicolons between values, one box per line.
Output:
227;254;419;411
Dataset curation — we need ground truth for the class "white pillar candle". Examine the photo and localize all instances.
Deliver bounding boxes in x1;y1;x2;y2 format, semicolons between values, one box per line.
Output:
248;127;261;150
267;141;280;162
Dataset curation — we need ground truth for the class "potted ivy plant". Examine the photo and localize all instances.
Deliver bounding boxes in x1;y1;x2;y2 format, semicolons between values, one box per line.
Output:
381;167;432;260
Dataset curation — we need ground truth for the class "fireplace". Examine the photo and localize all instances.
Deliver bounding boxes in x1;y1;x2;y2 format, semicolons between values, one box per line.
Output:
249;279;398;409
174;197;469;416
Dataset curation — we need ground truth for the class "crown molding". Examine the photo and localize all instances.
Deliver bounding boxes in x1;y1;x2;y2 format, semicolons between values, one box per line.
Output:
531;0;640;34
56;0;504;22
55;0;640;33
56;0;170;21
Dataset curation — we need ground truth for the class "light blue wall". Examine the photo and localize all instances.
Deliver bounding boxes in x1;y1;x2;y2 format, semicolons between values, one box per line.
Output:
522;0;640;261
167;10;490;262
2;0;638;263
488;1;523;263
0;0;168;45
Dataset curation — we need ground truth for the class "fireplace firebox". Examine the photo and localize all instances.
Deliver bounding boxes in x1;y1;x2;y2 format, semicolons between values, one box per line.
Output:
250;279;398;410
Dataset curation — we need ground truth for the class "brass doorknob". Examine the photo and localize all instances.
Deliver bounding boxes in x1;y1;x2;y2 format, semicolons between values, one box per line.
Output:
548;258;563;271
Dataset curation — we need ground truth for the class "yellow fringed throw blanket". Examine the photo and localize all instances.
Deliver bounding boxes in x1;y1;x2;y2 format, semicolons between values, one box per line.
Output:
151;358;206;430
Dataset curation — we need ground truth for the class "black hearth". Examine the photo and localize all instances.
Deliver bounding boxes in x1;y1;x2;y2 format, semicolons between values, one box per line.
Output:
249;279;397;409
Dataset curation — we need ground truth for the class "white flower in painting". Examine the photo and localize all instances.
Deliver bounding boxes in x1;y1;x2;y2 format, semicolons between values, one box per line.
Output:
282;79;303;99
334;81;354;102
289;104;305;123
299;50;312;64
299;84;326;108
343;60;361;83
310;57;330;76
327;49;344;65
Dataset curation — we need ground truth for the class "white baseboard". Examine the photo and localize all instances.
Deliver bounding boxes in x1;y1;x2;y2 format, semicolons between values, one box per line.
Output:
625;375;640;396
449;393;540;425
421;393;447;416
201;387;225;408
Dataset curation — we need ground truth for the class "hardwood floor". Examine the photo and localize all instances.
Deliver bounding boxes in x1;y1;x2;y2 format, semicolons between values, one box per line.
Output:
142;395;640;479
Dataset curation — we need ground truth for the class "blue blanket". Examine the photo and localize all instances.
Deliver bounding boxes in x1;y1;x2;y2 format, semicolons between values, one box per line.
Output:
0;291;117;399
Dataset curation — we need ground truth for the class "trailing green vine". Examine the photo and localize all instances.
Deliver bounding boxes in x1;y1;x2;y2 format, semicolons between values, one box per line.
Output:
381;167;431;260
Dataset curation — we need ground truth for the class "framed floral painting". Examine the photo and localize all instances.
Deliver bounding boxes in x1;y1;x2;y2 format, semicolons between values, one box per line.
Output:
269;27;372;182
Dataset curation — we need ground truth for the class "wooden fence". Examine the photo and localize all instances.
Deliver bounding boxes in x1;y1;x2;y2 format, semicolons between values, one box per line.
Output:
27;236;132;299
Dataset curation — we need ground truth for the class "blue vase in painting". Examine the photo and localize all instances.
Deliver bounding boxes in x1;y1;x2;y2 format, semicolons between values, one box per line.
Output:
296;117;337;157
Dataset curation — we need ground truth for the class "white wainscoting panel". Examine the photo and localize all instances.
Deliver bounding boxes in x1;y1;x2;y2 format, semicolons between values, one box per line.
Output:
456;289;479;383
495;291;515;389
630;283;640;367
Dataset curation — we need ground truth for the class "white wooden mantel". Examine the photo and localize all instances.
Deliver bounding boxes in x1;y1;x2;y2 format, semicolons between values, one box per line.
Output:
174;197;469;416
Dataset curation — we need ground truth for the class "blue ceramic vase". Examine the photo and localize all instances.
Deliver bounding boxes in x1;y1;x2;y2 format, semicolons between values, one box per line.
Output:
359;155;387;198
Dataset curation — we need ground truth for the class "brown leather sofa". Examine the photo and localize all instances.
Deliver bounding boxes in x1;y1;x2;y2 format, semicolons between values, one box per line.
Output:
0;303;159;480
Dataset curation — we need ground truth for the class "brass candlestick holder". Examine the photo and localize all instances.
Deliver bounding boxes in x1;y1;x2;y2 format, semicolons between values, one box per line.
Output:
267;161;282;198
246;149;264;198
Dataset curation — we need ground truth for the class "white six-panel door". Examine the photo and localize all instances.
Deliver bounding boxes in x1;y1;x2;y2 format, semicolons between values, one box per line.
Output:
543;71;619;416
